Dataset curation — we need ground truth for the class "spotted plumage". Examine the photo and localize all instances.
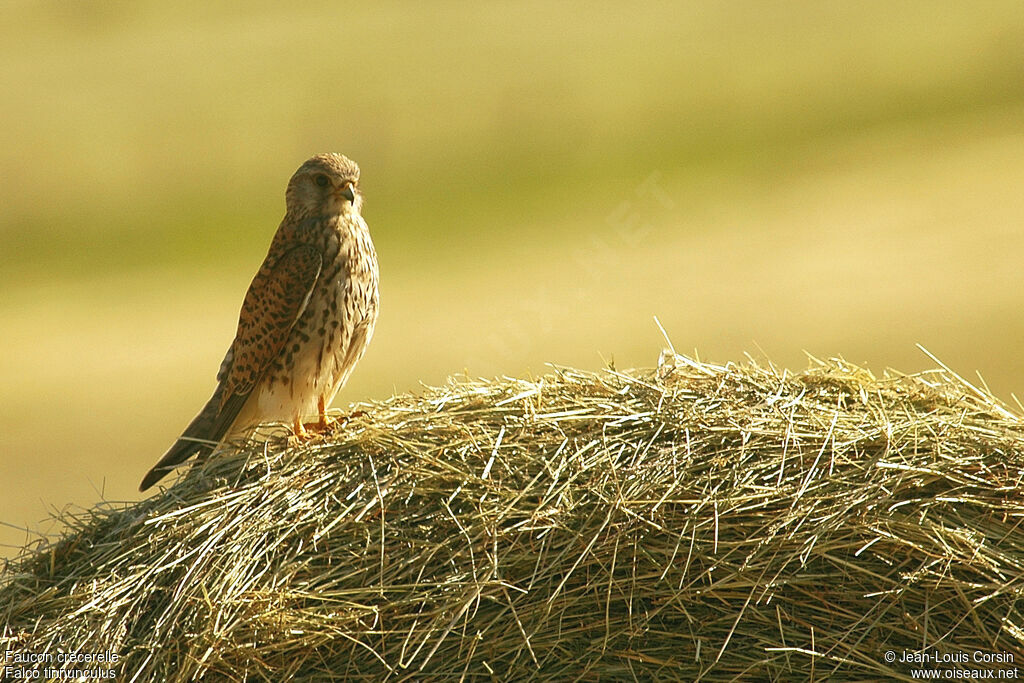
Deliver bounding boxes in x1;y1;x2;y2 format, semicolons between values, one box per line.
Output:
140;153;379;491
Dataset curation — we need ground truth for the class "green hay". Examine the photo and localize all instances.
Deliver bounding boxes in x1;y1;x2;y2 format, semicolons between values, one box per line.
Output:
3;352;1024;681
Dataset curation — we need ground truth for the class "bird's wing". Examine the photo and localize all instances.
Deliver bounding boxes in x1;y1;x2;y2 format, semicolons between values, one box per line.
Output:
139;243;323;492
207;243;323;440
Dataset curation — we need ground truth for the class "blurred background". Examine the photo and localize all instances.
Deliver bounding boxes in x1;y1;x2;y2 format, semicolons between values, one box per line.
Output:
3;1;1024;556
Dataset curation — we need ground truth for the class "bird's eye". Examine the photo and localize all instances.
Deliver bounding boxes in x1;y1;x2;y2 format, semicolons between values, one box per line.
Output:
314;174;329;188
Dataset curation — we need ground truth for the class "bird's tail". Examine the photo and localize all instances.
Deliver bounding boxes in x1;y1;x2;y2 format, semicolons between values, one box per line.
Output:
139;438;213;492
139;398;221;492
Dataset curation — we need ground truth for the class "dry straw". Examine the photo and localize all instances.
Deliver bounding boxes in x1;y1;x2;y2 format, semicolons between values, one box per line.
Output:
3;351;1024;680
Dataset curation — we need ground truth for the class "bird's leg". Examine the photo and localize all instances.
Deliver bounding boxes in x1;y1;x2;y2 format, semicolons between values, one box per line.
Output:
293;417;307;438
299;397;334;434
317;396;331;430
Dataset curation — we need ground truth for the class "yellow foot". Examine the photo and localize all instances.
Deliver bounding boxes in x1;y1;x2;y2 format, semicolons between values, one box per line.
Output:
290;418;314;442
302;414;337;433
290;405;362;441
302;397;336;433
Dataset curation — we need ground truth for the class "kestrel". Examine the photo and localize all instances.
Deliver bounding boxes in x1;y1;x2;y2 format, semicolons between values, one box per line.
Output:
140;153;380;491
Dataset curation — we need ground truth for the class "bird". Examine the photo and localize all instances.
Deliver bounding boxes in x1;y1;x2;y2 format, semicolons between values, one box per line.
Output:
139;153;380;492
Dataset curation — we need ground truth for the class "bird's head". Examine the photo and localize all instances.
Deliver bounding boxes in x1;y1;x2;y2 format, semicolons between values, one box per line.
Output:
285;153;362;218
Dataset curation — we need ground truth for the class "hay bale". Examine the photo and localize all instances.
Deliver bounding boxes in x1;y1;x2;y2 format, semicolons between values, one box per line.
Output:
2;352;1023;680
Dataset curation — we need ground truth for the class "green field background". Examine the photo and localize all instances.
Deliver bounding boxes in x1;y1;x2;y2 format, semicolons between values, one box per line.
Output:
3;2;1024;556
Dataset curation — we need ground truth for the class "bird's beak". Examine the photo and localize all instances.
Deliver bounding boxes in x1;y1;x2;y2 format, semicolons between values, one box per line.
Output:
339;183;355;203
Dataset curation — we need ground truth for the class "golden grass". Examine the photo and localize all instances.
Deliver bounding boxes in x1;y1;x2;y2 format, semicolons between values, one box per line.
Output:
3;351;1023;680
